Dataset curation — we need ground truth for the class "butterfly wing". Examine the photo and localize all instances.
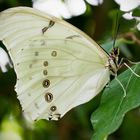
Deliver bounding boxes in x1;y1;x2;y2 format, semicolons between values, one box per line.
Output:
0;7;110;121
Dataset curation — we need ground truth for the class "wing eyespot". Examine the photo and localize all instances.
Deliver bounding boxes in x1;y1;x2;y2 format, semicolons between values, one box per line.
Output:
43;61;48;66
42;79;50;88
43;70;48;75
51;51;57;57
50;106;57;112
45;92;53;103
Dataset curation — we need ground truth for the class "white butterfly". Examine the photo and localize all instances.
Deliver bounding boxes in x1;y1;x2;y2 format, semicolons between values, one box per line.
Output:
0;7;121;121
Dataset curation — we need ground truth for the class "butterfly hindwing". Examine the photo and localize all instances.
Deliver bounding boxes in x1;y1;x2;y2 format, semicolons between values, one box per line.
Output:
0;7;110;121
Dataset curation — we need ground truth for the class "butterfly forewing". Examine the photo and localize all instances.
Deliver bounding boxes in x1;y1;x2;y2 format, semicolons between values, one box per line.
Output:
0;7;110;121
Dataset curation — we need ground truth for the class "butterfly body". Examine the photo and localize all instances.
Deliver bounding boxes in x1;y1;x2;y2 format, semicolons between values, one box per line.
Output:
0;7;118;121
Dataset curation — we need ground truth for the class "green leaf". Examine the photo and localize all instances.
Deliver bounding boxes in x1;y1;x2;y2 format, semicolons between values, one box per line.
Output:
91;64;140;140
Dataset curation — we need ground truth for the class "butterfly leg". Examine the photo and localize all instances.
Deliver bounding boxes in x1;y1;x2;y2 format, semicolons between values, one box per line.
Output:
119;58;140;78
115;75;126;97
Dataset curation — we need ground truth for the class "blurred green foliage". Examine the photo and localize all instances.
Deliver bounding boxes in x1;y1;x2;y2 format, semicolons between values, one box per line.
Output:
0;0;140;140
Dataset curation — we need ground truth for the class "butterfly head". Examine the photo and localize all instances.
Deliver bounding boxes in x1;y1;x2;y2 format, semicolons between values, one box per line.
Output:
108;47;122;76
111;47;120;57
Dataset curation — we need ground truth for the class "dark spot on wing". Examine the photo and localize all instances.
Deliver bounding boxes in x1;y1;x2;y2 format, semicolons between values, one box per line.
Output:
42;20;55;34
45;92;53;103
50;106;57;111
66;35;80;39
35;51;39;56
48;115;52;120
51;51;57;57
42;79;50;88
43;61;48;66
43;70;48;75
48;113;61;121
55;114;61;120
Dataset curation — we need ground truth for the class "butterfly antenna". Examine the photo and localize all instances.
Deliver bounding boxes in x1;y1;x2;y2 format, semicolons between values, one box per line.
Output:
115;76;126;97
112;13;121;48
